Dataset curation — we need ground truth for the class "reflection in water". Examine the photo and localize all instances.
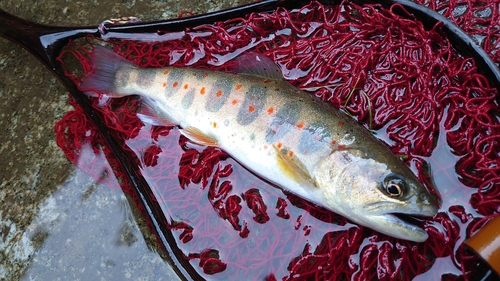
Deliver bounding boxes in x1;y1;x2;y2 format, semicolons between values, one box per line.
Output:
115;196;138;247
18;144;178;280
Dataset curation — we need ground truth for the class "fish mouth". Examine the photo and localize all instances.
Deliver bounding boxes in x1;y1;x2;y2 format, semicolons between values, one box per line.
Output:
363;199;438;242
373;212;435;242
391;213;428;229
364;212;436;242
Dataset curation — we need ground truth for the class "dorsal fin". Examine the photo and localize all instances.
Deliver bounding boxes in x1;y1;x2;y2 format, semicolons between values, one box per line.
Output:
233;52;283;80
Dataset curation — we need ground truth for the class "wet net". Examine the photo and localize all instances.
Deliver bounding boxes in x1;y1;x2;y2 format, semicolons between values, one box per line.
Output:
54;1;500;280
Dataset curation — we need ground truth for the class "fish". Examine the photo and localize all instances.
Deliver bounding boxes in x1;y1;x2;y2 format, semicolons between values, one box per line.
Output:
80;46;439;242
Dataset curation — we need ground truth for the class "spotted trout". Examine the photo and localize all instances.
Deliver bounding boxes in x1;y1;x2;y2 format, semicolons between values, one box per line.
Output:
81;46;438;242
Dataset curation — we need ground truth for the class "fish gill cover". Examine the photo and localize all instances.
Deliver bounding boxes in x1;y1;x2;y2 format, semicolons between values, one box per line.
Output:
54;1;499;280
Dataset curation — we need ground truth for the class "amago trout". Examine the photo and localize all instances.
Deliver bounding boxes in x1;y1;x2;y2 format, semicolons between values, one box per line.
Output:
81;46;438;242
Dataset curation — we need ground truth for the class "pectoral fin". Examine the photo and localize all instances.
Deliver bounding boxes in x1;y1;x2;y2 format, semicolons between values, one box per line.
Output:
179;126;219;147
273;144;317;188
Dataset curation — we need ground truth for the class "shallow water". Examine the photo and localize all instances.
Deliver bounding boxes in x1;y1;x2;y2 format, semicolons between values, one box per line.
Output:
19;167;178;281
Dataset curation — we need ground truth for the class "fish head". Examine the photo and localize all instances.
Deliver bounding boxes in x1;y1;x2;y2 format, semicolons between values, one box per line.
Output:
314;149;439;242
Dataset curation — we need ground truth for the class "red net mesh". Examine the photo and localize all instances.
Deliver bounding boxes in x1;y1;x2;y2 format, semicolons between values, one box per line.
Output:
54;1;500;280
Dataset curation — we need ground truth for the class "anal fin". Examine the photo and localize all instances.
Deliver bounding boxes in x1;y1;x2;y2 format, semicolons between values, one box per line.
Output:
180;127;219;147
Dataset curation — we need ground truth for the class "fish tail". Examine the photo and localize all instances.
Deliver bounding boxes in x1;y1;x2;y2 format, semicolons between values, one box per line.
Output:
80;46;136;97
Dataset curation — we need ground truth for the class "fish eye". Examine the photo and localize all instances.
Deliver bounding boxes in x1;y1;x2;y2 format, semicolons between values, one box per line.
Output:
382;173;407;198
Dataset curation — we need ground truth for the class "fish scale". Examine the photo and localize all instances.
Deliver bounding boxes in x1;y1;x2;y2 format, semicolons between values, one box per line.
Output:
80;46;439;242
123;67;313;153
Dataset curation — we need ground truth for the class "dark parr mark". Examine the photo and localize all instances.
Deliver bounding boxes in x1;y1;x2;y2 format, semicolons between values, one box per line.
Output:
136;69;156;89
115;67;133;89
181;89;196;109
205;78;232;112
164;70;185;98
265;101;300;143
298;120;332;154
237;86;267;125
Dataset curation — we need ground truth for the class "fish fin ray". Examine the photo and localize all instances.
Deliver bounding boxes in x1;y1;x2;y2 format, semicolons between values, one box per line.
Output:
273;144;317;188
80;46;136;97
233;52;283;80
300;83;343;91
180;127;219;147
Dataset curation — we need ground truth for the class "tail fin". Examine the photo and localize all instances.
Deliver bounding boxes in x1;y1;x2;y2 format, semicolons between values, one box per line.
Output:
80;46;136;97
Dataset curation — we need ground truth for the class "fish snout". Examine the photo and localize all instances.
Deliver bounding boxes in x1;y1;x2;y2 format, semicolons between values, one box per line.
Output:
416;190;440;216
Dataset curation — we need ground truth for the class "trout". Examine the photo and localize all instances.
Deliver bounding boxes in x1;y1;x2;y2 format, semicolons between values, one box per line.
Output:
81;46;438;242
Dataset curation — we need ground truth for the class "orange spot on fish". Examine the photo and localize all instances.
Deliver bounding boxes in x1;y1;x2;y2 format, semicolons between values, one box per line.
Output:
162;82;167;87
288;151;294;157
297;122;304;129
235;84;242;90
330;140;337;145
232;99;238;105
277;142;282;149
213;122;217;128
338;144;346;149
203;73;208;78
216;90;223;97
200;87;206;95
163;70;169;75
264;79;271;84
267;107;274;115
184;84;189;89
173;81;179;87
248;105;255;112
192;73;197;76
338;121;344;126
264;145;268;150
